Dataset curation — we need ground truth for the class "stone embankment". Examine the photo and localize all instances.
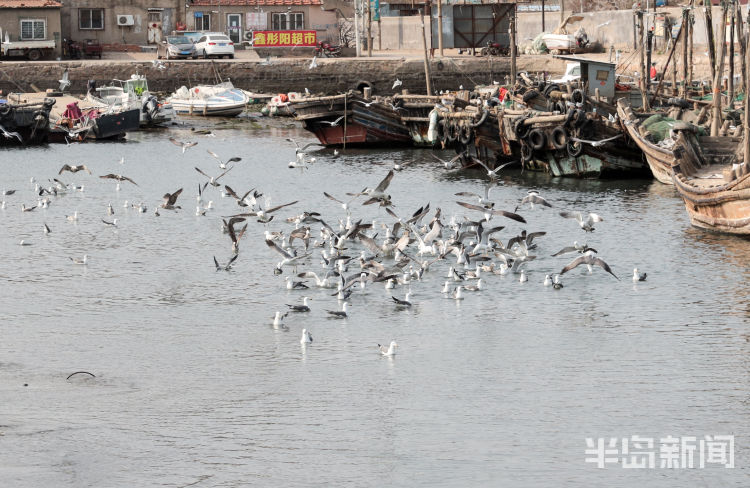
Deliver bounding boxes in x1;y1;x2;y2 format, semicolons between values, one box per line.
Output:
0;56;519;96
0;51;716;96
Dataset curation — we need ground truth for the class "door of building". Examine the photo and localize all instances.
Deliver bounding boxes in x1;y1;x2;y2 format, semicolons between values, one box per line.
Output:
147;11;163;44
227;14;241;44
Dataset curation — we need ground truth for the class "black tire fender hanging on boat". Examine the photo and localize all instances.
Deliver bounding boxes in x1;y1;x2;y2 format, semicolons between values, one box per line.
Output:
32;110;49;128
564;109;576;128
514;117;530;139
551;126;568;150
527;128;546;151
567;139;584;158
520;141;534;161
571;88;585;104
522;89;540;103
543;83;561;97
459;123;473;144
0;104;11;119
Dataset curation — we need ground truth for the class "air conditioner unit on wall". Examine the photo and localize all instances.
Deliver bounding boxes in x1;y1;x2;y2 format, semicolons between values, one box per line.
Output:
117;15;134;26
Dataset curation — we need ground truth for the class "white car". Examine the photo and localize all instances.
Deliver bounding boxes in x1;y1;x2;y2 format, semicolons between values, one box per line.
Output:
193;34;235;59
550;62;581;84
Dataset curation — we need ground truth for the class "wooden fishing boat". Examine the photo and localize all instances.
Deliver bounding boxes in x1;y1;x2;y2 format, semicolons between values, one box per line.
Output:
618;99;678;184
671;130;750;234
468;105;646;177
7;92;139;142
0;96;54;145
291;92;410;146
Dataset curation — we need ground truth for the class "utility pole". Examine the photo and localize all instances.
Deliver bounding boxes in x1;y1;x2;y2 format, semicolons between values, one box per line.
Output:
438;0;444;56
510;8;517;84
355;0;361;57
560;0;564;26
420;8;432;95
367;0;372;57
729;4;735;107
711;3;728;136
681;7;689;97
637;9;650;110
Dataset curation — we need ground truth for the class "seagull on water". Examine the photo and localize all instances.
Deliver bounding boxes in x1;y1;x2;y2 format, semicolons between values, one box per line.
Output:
285;276;309;290
392;293;412;308
327;301;349;318
519;269;528;283
633;268;647;282
287;296;312;313
101;218;117;227
544;274;552;286
379;341;398;356
300;328;313;344
70;254;88;265
272;311;288;327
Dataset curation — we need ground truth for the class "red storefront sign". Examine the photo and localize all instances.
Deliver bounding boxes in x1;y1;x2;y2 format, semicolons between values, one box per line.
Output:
252;30;317;47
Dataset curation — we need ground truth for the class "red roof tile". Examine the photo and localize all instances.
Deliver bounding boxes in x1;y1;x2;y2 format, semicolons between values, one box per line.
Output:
0;0;62;7
190;0;323;6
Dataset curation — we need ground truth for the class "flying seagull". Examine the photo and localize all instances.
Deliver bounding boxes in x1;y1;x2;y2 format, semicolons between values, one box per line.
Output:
161;188;183;210
100;174;138;186
560;252;619;280
214;254;238;271
207;150;241;169
515;190;552;212
59;164;91;175
559;211;603;232
169;137;198;154
320;115;345;127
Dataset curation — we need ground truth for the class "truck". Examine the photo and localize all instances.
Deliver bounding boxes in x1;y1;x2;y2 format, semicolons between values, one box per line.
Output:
1;30;56;60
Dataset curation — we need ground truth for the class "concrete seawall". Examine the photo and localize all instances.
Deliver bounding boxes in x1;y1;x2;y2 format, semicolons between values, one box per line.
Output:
0;57;527;96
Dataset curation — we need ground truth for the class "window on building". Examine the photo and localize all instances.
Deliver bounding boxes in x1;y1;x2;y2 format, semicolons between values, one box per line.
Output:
148;12;162;23
272;12;303;30
20;19;46;40
79;8;104;30
195;13;211;31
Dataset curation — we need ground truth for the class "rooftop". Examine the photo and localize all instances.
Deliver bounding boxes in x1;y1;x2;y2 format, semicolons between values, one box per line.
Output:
190;0;323;6
0;0;62;7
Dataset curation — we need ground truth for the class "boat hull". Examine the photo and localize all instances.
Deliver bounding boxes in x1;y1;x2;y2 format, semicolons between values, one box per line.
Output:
617;100;675;184
672;132;750;234
0;99;53;146
93;109;140;139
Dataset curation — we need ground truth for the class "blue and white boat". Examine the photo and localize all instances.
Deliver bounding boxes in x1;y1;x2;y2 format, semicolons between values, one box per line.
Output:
168;81;249;117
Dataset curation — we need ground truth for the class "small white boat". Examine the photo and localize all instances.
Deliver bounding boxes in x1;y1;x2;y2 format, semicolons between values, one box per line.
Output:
168;81;249;117
92;74;175;127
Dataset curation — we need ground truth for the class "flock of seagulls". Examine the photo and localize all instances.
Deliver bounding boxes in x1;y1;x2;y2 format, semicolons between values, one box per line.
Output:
2;132;651;362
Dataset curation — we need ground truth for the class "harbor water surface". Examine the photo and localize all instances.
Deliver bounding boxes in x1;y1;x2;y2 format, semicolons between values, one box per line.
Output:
1;124;748;486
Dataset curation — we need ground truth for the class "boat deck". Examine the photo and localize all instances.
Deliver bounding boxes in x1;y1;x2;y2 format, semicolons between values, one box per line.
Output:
8;93;104;121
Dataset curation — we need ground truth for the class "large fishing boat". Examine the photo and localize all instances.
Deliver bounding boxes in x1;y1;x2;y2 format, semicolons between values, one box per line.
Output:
0;96;54;145
671;131;749;234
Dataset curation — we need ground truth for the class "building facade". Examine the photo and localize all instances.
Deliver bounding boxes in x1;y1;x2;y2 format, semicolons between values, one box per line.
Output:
0;0;63;57
60;0;180;48
187;0;339;45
